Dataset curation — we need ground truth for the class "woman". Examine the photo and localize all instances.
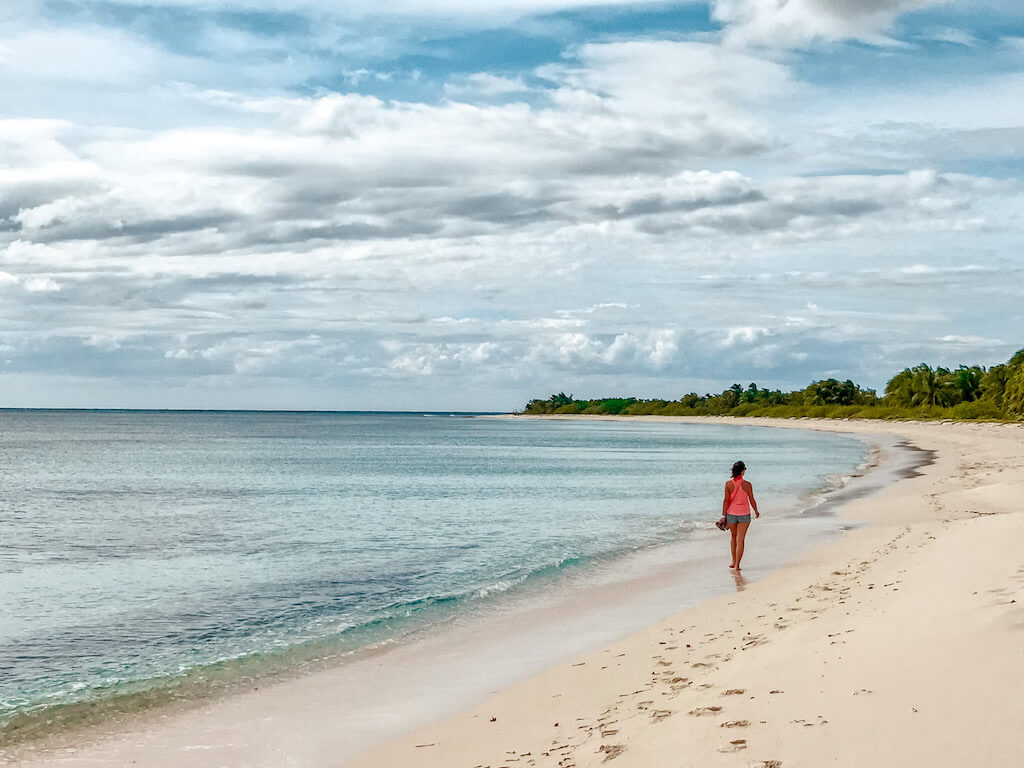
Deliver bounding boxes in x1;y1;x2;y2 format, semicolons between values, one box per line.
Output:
723;460;759;570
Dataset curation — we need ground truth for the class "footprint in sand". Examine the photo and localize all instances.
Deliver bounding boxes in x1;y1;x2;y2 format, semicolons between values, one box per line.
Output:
650;709;673;722
749;761;783;768
717;739;747;753
722;689;746;696
689;706;723;716
721;720;750;728
598;743;626;761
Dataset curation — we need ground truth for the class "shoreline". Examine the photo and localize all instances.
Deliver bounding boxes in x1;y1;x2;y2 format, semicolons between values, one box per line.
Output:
349;417;1024;768
0;421;901;768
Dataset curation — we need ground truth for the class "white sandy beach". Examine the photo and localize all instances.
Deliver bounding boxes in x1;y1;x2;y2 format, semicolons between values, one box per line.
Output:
7;417;1024;768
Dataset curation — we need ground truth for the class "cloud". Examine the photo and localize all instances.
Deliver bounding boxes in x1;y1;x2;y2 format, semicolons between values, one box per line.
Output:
924;27;978;47
23;276;60;292
723;326;770;347
938;334;1004;346
0;24;203;86
544;40;798;121
542;330;681;371
713;0;949;47
374;329;685;382
162;335;324;374
382;340;505;376
444;73;531;98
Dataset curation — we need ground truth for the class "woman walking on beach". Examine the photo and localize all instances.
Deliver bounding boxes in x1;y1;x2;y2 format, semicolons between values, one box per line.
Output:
724;460;759;570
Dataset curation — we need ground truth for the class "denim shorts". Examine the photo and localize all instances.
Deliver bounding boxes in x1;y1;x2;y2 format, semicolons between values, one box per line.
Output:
726;513;751;525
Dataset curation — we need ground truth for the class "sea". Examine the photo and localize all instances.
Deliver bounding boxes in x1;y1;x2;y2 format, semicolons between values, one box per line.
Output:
0;410;871;744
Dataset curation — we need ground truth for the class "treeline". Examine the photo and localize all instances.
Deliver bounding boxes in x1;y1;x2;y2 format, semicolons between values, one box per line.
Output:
522;348;1024;421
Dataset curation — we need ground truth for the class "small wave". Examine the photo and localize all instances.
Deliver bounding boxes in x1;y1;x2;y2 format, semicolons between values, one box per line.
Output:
823;473;850;492
473;576;528;599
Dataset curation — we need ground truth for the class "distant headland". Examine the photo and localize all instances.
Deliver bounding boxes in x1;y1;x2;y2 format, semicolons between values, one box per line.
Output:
521;348;1024;421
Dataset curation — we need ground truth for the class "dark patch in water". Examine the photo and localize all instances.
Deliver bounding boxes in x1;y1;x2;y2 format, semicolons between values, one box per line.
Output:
892;440;938;479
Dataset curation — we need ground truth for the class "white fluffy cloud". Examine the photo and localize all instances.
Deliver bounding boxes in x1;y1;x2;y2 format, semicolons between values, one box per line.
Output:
444;73;531;97
714;0;949;47
22;276;61;292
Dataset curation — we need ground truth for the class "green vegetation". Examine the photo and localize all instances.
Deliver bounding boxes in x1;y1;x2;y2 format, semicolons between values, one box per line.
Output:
521;348;1024;421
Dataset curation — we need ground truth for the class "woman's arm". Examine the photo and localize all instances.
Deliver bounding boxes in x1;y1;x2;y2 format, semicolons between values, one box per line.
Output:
745;481;760;518
722;483;731;516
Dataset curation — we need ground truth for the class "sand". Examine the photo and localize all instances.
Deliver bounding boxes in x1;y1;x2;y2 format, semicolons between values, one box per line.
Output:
349;418;1024;768
7;418;1024;768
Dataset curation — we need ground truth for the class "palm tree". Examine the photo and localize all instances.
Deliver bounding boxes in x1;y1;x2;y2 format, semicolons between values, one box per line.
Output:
953;365;984;403
884;368;915;406
982;363;1008;409
549;392;574;407
885;365;957;408
1002;350;1024;415
909;364;958;407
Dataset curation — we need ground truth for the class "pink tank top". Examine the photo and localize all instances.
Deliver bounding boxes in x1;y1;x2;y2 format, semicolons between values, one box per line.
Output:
727;477;750;513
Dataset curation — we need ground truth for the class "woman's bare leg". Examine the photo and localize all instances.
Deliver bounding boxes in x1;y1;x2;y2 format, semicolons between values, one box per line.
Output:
734;521;751;570
729;524;738;568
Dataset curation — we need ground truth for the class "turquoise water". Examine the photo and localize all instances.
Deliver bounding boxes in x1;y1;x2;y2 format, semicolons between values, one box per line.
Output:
0;411;867;734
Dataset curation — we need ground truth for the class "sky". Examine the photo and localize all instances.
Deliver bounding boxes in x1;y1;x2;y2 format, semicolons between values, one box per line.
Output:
1;0;1022;411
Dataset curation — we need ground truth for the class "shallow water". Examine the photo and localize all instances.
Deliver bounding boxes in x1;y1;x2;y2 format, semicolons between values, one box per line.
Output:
0;411;867;733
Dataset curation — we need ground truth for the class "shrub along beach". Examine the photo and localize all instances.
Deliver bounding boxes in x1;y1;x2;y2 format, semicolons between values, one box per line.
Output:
522;348;1024;421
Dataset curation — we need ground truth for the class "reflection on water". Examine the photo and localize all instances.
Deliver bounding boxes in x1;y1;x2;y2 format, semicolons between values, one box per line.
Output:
732;571;747;591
